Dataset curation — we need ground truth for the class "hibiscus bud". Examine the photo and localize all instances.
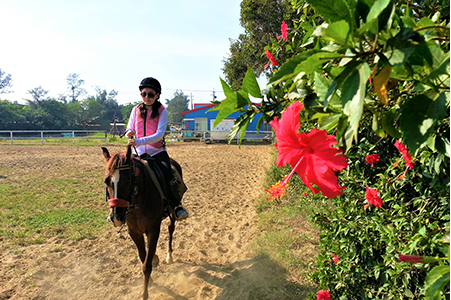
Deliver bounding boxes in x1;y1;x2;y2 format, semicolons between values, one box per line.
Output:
398;254;424;263
398;254;440;264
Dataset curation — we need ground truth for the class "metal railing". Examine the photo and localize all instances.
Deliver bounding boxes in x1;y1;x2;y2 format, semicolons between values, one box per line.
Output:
0;130;274;145
0;130;108;145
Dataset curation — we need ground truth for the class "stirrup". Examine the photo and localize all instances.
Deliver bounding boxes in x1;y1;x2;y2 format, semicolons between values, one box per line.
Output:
174;206;188;220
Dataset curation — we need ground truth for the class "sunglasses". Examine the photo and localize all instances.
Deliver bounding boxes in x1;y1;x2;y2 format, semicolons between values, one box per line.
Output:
141;92;157;98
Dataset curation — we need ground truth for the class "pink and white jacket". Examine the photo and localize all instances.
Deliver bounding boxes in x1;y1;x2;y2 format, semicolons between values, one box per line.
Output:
126;104;168;156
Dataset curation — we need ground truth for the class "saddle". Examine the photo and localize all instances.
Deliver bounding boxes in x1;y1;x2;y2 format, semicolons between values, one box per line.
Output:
139;155;187;206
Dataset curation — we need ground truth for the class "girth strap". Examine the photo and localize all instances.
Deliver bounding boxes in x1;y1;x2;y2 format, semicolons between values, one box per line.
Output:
141;160;167;202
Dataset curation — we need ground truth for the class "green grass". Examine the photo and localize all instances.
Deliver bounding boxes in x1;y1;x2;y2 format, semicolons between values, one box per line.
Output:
0;170;107;247
253;153;325;297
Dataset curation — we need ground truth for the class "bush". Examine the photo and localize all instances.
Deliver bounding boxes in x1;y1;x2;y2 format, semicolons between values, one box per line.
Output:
311;125;450;299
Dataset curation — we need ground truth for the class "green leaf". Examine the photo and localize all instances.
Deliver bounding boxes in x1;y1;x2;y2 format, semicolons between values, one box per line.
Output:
355;18;378;36
325;60;362;108
323;20;351;46
423;49;450;86
424;265;450;300
318;113;342;132
209;90;250;129
268;50;321;85
220;77;234;98
384;28;424;66
295;52;342;75
341;63;371;149
355;0;395;35
314;72;331;102
314;72;341;107
255;114;264;134
381;108;401;138
306;0;357;29
366;0;391;22
242;67;262;99
228;111;254;145
400;92;448;153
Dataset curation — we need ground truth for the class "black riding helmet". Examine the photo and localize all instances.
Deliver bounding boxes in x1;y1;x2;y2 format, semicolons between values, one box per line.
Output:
139;77;161;94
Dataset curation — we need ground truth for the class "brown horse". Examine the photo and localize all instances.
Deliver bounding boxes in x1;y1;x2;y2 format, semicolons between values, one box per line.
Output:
101;145;181;300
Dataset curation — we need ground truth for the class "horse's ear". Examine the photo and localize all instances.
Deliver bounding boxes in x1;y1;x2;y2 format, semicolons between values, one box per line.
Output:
101;147;111;162
126;145;132;160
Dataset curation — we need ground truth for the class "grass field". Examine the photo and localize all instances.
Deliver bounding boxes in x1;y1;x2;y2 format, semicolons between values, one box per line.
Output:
0;167;106;247
254;154;322;288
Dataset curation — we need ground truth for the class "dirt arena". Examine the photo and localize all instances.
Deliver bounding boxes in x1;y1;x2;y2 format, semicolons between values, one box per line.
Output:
0;143;308;300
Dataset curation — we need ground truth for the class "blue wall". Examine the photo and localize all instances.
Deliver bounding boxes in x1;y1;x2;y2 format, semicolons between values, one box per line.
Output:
180;104;267;131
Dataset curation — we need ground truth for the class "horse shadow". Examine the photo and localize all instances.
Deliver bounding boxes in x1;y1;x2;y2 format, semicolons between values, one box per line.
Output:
151;254;315;300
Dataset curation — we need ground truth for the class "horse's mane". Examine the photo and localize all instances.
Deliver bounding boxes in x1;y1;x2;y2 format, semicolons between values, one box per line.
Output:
105;153;138;177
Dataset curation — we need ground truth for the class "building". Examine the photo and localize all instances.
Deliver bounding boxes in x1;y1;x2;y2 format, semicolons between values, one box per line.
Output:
178;103;273;143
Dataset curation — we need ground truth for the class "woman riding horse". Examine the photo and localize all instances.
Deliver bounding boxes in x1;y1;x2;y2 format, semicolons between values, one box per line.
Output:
125;77;188;221
102;144;183;300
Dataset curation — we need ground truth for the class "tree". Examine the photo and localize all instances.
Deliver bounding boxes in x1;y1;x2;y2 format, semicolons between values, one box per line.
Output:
222;0;297;90
0;101;25;129
0;69;13;94
121;102;140;126
25;86;49;108
66;73;87;103
222;34;259;91
85;87;122;129
165;90;189;123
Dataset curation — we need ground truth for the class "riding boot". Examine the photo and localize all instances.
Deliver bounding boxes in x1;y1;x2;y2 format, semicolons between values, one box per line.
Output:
169;177;188;220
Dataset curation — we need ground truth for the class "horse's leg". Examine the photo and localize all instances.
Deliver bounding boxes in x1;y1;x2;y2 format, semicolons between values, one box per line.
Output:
128;229;147;263
142;225;161;300
166;216;175;264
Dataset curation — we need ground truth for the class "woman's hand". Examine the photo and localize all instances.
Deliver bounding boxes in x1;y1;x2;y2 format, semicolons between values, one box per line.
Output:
127;139;136;146
126;130;135;139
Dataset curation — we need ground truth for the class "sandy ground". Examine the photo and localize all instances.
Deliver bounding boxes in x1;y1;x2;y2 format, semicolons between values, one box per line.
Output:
0;143;303;300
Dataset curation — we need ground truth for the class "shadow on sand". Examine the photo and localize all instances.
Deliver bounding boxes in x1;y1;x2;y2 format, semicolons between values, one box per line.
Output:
153;253;315;300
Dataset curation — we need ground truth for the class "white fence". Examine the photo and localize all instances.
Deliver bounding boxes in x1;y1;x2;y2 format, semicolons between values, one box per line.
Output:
0;130;274;145
0;130;108;145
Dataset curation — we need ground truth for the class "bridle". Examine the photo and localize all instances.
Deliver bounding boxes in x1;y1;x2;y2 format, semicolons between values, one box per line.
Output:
106;159;140;210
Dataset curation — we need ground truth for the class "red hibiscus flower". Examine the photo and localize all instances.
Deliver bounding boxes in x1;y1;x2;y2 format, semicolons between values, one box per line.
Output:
277;21;288;41
365;187;383;208
393;140;416;179
332;253;339;264
394;140;415;169
365;154;380;167
265;48;278;67
398;254;424;263
317;290;332;300
329;253;339;264
269;101;348;198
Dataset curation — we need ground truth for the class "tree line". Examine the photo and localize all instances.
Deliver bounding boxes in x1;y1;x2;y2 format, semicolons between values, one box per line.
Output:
0;72;190;130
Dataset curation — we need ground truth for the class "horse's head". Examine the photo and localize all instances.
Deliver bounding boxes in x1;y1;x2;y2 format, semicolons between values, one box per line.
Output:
102;145;137;227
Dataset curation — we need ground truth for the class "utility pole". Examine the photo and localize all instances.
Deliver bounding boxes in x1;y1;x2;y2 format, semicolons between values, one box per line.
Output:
190;93;194;110
211;89;217;101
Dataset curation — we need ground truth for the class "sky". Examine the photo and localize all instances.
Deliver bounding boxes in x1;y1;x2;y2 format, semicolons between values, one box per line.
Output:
0;0;248;107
